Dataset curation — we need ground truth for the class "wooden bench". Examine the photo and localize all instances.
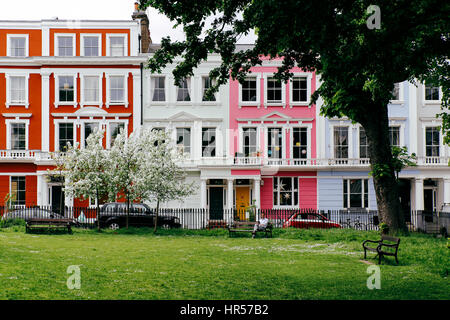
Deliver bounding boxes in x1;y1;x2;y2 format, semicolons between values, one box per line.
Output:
362;235;400;264
228;221;273;238
26;218;73;234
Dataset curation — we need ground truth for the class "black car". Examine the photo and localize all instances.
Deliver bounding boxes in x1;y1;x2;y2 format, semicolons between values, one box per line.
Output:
98;202;181;230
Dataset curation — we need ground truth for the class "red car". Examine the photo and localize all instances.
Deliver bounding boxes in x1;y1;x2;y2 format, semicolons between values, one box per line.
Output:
283;212;341;229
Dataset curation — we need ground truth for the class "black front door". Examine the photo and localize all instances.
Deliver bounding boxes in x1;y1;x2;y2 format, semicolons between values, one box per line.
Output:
209;187;224;220
51;186;65;215
398;179;411;222
424;189;436;212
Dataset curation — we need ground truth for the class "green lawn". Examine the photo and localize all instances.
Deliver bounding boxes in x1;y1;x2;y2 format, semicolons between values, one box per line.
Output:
0;225;448;300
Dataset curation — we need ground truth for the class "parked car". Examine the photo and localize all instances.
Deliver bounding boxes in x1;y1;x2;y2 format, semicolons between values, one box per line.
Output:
283;212;341;229
2;207;78;225
98;202;182;230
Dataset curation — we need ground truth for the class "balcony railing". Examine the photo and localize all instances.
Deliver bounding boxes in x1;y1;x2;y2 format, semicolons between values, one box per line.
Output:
0;150;37;161
417;156;450;166
1;150;448;168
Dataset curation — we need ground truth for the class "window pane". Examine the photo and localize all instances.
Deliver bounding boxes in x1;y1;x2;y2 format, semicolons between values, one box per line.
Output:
202;128;216;157
11;176;26;206
59;76;74;102
84;37;99;56
202;77;216;101
177;78;191;101
292;77;307;102
10;37;26;56
267;78;282;103
59;123;74;151
242;78;257;102
10;76;26;103
334;127;348;158
109;37;125;56
58;36;73;56
392;83;400;100
84;76;99;102
110;76;124;102
110;122;124;147
359;127;368;158
152;77;165;101
426;127;440;157
268;128;282;158
293;127;307;159
389;127;400;147
243;127;257;157
425;85;440;100
176;128;191;155
84;123;99;146
11;123;26;150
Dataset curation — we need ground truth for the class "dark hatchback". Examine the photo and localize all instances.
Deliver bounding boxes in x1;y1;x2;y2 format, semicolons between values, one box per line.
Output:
98;202;182;230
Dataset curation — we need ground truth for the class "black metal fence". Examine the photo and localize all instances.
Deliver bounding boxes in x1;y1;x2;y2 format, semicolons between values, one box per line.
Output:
0;205;448;234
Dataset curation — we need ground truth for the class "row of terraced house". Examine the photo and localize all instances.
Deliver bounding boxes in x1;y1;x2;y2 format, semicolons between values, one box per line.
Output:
0;6;449;220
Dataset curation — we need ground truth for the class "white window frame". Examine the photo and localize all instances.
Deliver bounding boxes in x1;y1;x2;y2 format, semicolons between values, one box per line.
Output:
265;126;286;160
7;34;29;57
289;73;312;106
422;125;443;158
238;125;260;156
357;126;368;159
200;75;218;104
81;121;102;149
264;74;286;107
54;74;77;107
343;178;369;209
273;176;299;208
423;83;442;104
54;120;77;152
389;82;404;104
5;119;30;150
175;77;192;103
106;120;128;148
175;127;192;157
106;74;128;107
106;34;128;57
330;123;353;159
290;124;312;160
150;75;167;104
80;34;102;57
54;33;76;57
5;74;30;108
81;75;102;106
201;127;217;158
238;75;261;107
10;176;26;207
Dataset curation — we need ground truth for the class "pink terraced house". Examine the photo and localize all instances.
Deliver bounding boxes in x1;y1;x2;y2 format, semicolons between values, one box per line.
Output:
229;54;318;212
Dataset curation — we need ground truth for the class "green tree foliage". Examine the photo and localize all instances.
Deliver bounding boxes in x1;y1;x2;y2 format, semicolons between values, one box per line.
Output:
140;0;449;231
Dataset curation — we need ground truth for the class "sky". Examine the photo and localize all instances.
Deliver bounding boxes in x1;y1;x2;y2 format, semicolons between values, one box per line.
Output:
0;0;256;44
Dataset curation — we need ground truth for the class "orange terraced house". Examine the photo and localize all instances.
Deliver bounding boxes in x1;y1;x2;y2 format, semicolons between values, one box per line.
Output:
0;6;150;209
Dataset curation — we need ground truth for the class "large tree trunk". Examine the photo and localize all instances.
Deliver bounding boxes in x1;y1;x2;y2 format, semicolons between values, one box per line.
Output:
153;200;160;234
360;103;407;233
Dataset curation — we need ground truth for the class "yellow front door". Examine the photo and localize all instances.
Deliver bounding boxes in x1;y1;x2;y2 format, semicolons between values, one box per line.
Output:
235;187;250;220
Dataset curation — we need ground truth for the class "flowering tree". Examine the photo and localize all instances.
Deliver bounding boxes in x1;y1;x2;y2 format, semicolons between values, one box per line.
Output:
108;128;149;229
59;129;112;230
137;129;196;233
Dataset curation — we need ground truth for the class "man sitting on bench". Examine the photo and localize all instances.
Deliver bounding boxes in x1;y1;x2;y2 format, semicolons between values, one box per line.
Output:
253;213;269;238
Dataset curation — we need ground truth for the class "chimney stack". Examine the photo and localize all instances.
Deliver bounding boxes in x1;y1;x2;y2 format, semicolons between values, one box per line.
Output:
132;1;152;53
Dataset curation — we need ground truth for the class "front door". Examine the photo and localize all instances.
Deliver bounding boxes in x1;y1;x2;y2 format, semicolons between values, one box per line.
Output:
51;186;65;216
424;188;437;212
209;187;224;220
398;179;411;222
235;187;250;220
